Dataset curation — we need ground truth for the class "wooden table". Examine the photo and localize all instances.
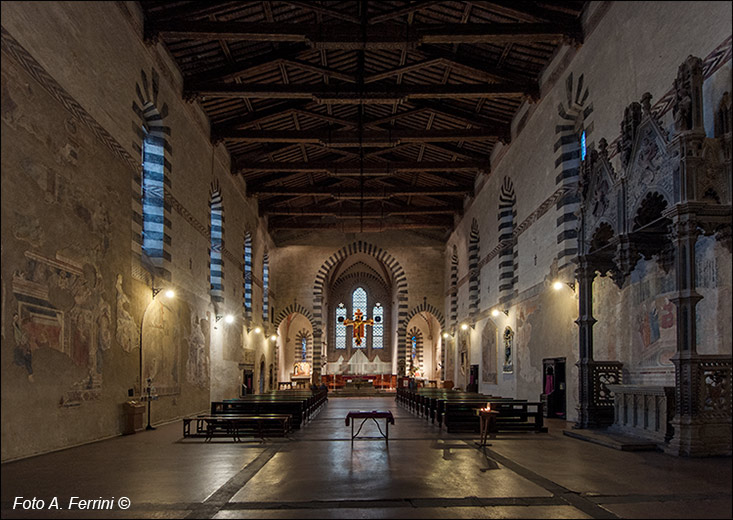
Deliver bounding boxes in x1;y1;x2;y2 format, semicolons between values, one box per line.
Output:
345;410;395;445
475;409;500;447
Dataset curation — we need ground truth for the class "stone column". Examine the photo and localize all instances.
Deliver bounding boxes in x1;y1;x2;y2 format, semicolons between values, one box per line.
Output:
574;256;598;428
665;207;706;455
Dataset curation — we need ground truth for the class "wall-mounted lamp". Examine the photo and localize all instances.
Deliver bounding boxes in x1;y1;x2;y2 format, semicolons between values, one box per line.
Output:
460;323;469;331
253;327;262;334
270;335;277;342
216;314;235;323
553;280;575;291
492;309;509;317
442;332;451;339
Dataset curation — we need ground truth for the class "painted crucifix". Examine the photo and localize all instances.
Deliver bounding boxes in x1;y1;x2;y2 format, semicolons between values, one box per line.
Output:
343;309;374;346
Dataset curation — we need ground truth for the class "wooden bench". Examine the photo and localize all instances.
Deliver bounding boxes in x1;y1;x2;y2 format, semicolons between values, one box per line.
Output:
442;400;546;433
183;413;292;441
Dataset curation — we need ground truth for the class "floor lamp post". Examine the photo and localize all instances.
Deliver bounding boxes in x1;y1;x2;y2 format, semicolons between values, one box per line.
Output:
139;285;174;431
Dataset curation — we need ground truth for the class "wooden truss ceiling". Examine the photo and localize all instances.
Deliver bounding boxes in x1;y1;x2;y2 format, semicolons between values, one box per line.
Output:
141;1;586;233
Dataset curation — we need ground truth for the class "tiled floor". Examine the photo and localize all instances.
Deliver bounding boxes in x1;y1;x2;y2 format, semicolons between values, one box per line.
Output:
1;397;730;519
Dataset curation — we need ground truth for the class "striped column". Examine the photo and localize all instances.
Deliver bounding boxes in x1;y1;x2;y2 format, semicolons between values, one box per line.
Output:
243;232;253;321
468;218;480;317
450;246;458;327
555;72;593;270
498;177;517;304
209;185;224;304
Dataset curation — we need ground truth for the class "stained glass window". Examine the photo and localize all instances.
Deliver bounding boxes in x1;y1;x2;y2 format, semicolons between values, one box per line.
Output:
372;304;383;349
141;128;165;259
580;130;587;161
335;305;346;349
262;253;269;320
243;232;252;315
351;287;367;348
301;337;308;362
411;335;417;363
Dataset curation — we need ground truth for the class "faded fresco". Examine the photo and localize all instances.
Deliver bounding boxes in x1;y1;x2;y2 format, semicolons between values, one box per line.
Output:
141;298;180;396
186;314;209;388
628;260;676;371
481;320;497;384
10;251;111;404
115;274;138;353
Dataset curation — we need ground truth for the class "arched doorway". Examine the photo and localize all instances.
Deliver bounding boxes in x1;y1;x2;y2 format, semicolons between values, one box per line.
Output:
275;310;314;387
403;310;443;383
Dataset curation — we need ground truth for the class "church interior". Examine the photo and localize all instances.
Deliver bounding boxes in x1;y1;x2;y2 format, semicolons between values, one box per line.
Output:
1;1;731;518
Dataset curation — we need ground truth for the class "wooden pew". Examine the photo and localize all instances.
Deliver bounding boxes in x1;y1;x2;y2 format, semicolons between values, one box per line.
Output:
183;413;292;441
442;400;546;433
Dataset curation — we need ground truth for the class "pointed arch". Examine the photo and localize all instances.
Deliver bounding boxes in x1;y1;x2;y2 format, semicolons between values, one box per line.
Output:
273;303;316;330
555;72;594;269
312;241;409;376
131;67;172;282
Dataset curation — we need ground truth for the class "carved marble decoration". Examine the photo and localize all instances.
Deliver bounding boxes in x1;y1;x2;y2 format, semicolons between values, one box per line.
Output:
672;56;704;132
115;274;138;353
618;101;642;170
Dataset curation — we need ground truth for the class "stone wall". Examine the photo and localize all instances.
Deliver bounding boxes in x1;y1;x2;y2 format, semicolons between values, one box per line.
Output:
270;230;446;376
444;1;732;420
1;2;274;461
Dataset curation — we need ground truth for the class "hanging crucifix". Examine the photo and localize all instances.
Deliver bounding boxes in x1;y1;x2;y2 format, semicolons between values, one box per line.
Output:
343;309;373;346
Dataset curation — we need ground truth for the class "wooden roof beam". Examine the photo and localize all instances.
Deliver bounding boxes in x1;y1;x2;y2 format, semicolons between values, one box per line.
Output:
219;128;504;144
147;21;583;48
183;43;311;85
234;160;489;174
188;83;533;102
267;220;452;231
252;188;471;197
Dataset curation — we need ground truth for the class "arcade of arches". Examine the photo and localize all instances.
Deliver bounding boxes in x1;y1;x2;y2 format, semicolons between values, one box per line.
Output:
1;1;732;519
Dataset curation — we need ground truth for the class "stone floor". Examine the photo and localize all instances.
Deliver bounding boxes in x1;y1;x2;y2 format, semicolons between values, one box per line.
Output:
1;397;731;519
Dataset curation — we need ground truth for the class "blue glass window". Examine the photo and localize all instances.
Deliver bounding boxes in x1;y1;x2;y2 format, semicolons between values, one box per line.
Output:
580;130;587;161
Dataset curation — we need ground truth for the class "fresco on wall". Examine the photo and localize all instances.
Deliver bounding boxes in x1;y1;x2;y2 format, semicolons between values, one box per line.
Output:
503;327;514;373
115;274;138;352
186;314;209;388
481;320;497;384
11;251;111;404
695;235;730;354
142;297;180;396
629;261;676;370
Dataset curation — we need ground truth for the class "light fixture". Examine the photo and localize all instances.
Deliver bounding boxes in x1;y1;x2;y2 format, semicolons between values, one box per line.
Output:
270;335;277;341
553;280;576;291
254;327;261;334
164;289;175;299
492;309;500;317
442;332;450;339
225;314;235;324
461;323;469;331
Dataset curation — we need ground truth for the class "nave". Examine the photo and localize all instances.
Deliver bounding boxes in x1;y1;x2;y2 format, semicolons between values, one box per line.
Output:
2;396;730;519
